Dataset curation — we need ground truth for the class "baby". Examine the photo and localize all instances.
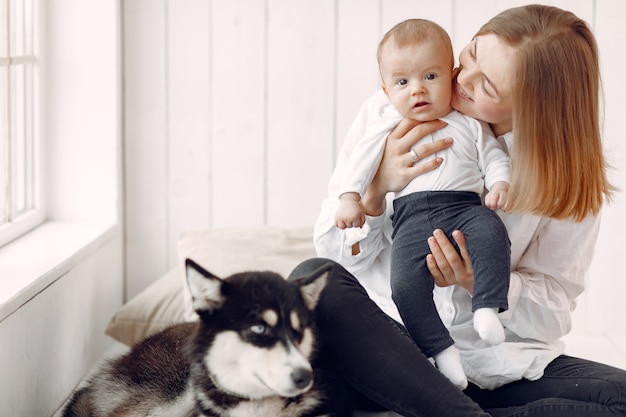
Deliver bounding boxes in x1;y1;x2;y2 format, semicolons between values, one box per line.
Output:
335;19;511;390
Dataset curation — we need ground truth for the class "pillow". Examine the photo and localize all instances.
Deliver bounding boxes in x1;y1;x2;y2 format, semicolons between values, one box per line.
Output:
106;226;315;346
105;266;186;346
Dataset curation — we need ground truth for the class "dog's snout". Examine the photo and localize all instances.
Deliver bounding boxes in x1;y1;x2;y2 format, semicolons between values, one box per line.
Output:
291;367;313;389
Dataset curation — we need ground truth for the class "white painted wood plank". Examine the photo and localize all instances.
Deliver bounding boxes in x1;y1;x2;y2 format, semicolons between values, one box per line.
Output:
123;0;169;297
451;0;497;61
168;0;212;266
335;0;380;160
381;0;453;35
266;0;336;227
210;0;267;228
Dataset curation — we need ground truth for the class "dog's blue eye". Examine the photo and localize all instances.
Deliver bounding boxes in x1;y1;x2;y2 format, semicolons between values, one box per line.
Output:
250;324;266;334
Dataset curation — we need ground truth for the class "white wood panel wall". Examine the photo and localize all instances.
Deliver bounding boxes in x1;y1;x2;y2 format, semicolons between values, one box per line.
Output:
123;0;626;338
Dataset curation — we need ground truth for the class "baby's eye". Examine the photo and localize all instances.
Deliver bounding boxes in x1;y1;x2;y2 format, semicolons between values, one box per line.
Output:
397;79;408;86
425;73;437;81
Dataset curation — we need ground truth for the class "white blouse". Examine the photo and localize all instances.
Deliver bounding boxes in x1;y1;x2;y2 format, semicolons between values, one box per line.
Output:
314;131;601;389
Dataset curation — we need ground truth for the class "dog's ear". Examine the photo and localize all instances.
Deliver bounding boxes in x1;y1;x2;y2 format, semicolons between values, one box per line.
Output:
185;259;225;313
298;265;330;310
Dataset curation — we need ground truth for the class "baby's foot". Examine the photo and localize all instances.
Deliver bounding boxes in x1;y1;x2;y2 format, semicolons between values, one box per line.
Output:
434;346;468;390
474;307;505;345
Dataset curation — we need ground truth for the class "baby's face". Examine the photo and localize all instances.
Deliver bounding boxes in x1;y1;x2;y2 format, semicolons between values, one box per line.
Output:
380;41;453;121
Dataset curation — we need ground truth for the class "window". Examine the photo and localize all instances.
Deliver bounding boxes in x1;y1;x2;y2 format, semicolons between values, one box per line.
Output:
0;0;120;318
0;0;42;247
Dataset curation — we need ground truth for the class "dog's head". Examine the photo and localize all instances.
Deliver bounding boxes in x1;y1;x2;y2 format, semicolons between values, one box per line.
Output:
185;259;329;400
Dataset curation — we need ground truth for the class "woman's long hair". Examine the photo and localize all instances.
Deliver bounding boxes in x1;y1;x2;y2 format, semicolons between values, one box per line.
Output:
478;5;614;221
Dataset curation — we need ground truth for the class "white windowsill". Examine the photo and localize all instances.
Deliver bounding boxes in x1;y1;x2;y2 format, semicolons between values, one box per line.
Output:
0;220;119;322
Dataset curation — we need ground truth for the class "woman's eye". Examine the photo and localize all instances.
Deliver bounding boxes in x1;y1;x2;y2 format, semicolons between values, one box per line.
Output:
468;38;477;61
250;324;266;334
481;81;493;97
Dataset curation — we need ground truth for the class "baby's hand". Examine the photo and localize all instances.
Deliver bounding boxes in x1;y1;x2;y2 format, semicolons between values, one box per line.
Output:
485;181;509;210
335;193;366;229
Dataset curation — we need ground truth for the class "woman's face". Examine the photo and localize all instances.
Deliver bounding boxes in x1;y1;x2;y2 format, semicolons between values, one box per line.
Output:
451;33;517;136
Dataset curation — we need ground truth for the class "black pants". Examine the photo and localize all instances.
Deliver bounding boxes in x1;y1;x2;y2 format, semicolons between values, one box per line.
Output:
391;191;510;357
289;258;626;417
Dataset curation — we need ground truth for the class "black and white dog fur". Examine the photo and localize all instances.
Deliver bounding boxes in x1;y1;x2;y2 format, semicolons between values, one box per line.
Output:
62;259;349;417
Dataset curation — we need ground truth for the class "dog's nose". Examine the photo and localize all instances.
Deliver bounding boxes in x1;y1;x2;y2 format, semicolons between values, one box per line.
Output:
291;367;313;389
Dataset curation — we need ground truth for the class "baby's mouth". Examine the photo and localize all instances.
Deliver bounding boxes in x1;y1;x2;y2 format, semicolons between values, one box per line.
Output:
414;101;429;108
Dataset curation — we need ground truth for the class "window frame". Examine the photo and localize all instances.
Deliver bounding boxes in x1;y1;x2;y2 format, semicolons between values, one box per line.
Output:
0;0;44;248
0;0;122;320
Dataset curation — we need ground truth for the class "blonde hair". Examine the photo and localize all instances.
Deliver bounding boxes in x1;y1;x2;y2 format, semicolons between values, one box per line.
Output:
478;5;614;221
377;19;453;70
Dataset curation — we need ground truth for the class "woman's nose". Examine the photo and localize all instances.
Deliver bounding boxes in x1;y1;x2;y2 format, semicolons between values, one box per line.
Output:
456;65;476;91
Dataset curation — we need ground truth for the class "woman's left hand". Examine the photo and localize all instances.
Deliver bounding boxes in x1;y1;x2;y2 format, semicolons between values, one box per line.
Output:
426;229;475;294
361;119;450;217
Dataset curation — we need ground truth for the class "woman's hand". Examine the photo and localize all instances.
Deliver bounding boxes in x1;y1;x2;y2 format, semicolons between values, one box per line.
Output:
426;229;475;294
361;119;453;216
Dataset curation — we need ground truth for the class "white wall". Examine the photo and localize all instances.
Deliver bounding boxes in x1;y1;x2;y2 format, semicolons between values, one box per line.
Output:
0;234;123;417
123;0;626;338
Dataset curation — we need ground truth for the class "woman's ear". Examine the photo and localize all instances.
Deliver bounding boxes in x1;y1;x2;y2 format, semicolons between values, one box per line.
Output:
452;66;461;80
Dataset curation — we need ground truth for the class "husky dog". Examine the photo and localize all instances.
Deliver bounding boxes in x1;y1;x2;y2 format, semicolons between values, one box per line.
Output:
62;259;348;417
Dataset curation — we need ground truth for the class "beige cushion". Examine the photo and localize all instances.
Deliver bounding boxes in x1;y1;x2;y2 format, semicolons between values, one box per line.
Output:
106;226;315;346
105;266;186;346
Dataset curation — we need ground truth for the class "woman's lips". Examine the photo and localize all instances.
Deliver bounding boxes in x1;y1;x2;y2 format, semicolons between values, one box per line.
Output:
455;82;473;101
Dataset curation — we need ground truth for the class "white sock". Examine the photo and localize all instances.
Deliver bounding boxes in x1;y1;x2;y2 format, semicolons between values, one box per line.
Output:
433;345;467;390
473;307;505;345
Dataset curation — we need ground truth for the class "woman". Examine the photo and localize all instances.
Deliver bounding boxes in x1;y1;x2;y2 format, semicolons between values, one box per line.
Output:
297;5;625;417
